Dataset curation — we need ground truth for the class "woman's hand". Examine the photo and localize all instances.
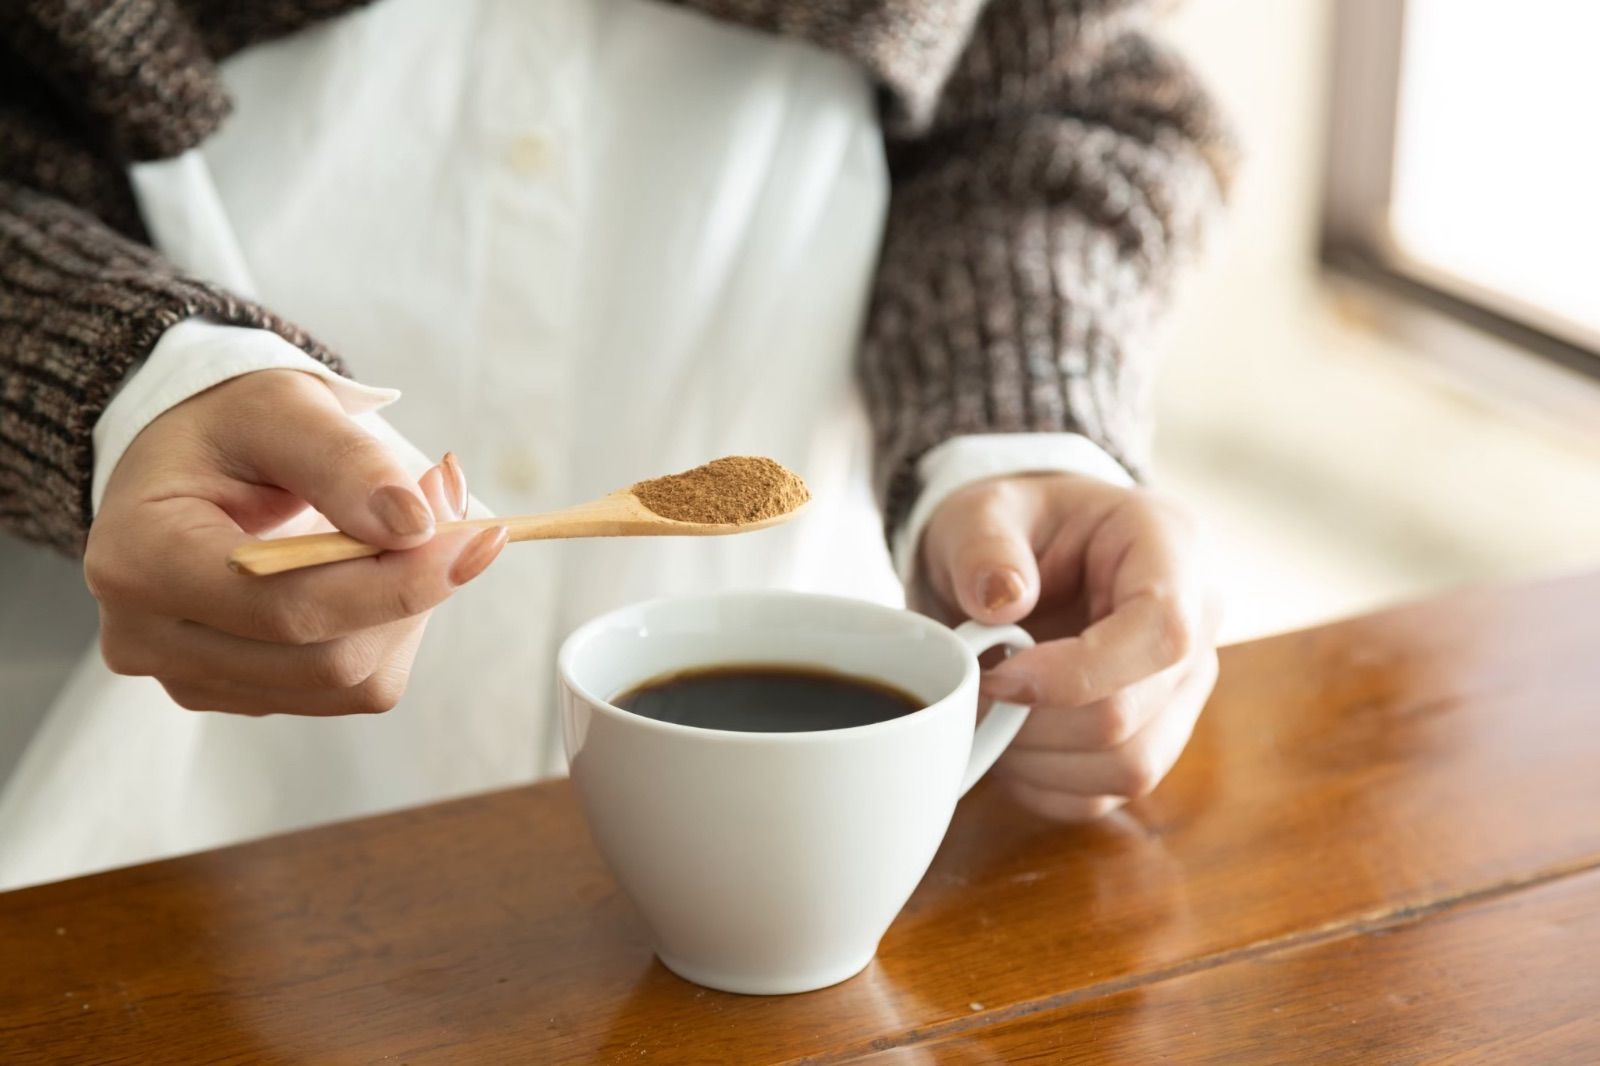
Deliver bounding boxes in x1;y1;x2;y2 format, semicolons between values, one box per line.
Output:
85;369;507;716
915;473;1221;820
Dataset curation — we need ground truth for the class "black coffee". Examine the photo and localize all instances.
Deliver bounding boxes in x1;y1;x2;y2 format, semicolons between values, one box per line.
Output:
613;665;922;733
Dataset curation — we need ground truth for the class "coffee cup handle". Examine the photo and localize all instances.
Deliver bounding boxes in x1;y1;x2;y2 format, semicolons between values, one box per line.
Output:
953;621;1035;796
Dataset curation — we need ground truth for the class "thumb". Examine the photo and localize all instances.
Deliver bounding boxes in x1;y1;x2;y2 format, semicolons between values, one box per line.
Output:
237;377;436;551
923;487;1041;626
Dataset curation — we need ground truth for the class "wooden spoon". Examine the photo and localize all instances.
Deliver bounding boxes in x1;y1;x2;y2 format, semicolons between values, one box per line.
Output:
228;464;807;577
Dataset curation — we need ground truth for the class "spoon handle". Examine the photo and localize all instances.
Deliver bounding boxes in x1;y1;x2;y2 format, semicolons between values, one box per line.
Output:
226;495;681;576
227;519;481;575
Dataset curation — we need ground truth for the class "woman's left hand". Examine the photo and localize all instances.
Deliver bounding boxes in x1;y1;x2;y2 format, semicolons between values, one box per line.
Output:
914;472;1221;821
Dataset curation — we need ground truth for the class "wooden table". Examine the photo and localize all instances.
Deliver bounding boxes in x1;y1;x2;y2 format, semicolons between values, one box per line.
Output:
5;573;1600;1064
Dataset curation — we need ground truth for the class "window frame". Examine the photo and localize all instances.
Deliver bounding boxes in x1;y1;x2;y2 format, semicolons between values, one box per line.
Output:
1319;0;1600;383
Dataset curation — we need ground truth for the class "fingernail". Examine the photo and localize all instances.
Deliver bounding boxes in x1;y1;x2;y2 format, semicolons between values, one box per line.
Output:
370;485;435;538
980;668;1038;706
449;526;508;586
979;568;1027;612
441;451;468;519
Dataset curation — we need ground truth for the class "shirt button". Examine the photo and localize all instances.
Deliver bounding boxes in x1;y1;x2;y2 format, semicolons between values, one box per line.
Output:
506;134;552;176
496;450;542;494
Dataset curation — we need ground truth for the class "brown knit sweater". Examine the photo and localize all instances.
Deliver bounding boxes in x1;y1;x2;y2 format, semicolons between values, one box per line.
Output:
0;0;1232;555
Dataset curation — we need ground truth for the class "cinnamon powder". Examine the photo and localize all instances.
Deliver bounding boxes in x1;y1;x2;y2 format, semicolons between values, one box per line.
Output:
629;456;810;525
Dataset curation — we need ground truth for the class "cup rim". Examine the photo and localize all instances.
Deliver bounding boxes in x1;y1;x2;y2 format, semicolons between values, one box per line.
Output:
557;589;978;744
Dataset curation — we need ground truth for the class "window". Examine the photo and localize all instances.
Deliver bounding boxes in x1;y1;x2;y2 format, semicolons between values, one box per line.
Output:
1322;0;1600;379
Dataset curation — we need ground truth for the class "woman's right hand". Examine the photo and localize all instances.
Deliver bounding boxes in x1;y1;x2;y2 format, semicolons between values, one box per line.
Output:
84;369;507;716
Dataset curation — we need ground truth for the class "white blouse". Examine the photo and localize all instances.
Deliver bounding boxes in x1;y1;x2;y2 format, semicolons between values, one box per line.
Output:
0;0;1128;889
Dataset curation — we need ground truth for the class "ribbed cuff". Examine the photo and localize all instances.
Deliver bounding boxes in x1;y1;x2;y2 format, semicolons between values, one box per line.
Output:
0;183;341;555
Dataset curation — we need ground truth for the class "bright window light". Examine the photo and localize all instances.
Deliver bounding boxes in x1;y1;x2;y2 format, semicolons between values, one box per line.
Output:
1389;0;1600;343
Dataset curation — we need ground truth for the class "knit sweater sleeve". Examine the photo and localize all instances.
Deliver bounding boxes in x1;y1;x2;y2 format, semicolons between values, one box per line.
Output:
0;5;342;557
860;0;1235;533
0;183;343;555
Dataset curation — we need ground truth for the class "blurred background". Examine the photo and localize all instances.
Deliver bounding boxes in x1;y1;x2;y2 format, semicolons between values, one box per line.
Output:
1156;0;1600;641
3;0;1599;765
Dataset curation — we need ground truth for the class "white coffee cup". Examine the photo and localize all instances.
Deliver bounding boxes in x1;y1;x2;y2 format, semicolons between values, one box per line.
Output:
558;590;1034;995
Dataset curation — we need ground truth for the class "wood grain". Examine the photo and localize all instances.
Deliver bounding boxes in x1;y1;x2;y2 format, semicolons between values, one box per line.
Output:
2;572;1599;1064
858;863;1600;1065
